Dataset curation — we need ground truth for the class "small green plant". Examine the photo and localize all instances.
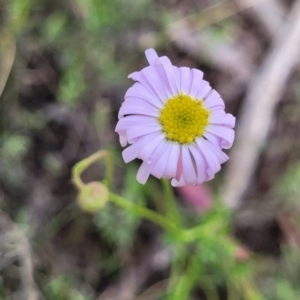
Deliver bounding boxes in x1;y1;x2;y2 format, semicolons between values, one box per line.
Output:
45;276;91;300
72;150;265;299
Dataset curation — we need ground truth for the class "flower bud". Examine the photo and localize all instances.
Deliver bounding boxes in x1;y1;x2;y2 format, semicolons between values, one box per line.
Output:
77;181;108;213
234;246;250;262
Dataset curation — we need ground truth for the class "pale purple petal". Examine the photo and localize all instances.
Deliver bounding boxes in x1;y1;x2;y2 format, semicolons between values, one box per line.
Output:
210;111;235;128
150;142;171;179
204;140;229;164
139;134;165;162
122;143;141;163
203;131;222;147
206;125;235;149
173;66;181;93
116;115;158;132
129;66;168;102
125;82;163;108
122;132;161;163
181;147;197;185
179;67;191;94
141;66;169;102
206;173;215;181
188;144;207;184
164;143;180;178
191;80;209;99
145;48;158;65
152;59;173;98
171;176;186;187
190;68;204;98
118;99;159;118
209;109;225;117
196;138;221;176
119;134;127;147
126;123;161;142
155;56;177;96
137;161;151;184
204;90;225;109
197;81;212;99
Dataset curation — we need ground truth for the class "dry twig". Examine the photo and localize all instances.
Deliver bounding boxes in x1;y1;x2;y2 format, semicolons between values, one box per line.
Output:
0;210;39;300
0;30;15;98
97;240;171;300
223;0;300;208
235;0;285;38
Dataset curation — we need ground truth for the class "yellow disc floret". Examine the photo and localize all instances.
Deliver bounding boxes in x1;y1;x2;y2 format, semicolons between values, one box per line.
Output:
158;94;211;144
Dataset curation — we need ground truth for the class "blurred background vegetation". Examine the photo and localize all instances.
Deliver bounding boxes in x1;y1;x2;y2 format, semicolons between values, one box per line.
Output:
1;0;300;299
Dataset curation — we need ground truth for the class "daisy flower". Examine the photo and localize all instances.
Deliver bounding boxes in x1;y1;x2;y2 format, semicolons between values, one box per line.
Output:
115;49;235;186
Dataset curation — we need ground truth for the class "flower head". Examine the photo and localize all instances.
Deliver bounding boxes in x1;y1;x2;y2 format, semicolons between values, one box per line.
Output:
116;49;235;186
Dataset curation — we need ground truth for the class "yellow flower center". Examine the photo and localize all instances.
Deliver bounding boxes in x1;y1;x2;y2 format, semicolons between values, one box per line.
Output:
158;94;211;144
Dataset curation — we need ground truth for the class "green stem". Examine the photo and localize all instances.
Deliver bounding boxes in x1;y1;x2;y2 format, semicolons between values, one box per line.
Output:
172;254;199;300
182;218;224;243
162;178;181;227
200;278;220;300
167;253;183;298
226;278;237;300
103;151;113;189
109;192;179;236
72;150;112;191
240;278;266;300
166;244;187;300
